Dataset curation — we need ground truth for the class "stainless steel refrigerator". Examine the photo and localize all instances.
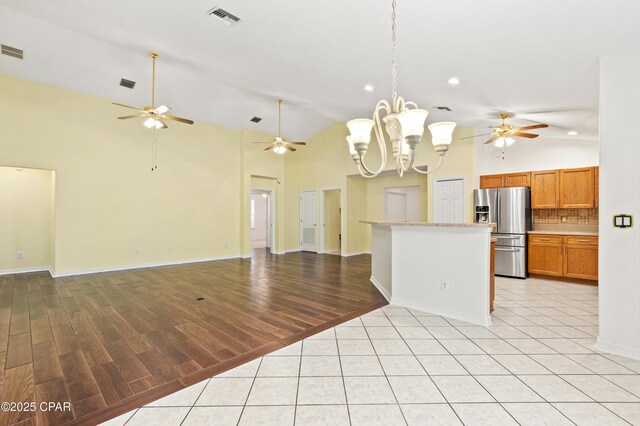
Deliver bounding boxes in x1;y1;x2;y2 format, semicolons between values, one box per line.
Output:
473;187;531;278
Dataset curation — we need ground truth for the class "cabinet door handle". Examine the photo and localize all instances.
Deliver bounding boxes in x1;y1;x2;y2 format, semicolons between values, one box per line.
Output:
538;238;551;241
576;239;591;243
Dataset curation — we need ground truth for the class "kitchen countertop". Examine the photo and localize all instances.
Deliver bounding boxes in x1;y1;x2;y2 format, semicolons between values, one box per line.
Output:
528;230;598;237
361;220;495;229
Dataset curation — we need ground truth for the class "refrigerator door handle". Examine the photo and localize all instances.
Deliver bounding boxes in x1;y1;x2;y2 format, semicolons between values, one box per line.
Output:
495;247;520;252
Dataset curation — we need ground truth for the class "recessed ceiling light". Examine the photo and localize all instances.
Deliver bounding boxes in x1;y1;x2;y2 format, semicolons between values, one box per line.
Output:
364;84;374;92
447;77;460;86
567;131;578;136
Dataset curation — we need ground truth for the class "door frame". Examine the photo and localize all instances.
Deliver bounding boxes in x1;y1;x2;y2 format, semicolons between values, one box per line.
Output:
251;188;275;251
433;176;466;223
319;187;343;254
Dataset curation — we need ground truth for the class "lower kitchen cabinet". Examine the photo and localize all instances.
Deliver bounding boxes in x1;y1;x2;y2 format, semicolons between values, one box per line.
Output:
528;235;563;276
528;234;598;281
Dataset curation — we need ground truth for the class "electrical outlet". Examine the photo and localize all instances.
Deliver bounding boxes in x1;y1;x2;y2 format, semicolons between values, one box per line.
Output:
134;248;140;256
224;243;228;249
440;281;449;292
17;250;24;259
561;216;567;223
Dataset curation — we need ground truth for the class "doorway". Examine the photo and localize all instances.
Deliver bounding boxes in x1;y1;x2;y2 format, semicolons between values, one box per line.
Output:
251;189;273;250
433;177;465;223
320;189;342;255
384;186;420;222
300;190;318;252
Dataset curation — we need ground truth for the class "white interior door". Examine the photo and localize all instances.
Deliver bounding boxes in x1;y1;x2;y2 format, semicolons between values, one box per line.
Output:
385;192;407;221
300;190;318;252
434;178;465;223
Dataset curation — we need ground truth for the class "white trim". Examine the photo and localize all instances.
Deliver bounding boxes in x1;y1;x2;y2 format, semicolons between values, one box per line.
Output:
270;250;286;255
342;251;371;257
50;254;242;278
285;248;301;253
432;176;467;223
370;276;391;302
392;296;492;327
596;339;640;361
251;188;275;252
0;266;53;276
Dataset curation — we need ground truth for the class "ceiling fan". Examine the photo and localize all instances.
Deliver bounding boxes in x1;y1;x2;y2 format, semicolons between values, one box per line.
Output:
462;113;548;147
113;52;194;130
253;99;306;154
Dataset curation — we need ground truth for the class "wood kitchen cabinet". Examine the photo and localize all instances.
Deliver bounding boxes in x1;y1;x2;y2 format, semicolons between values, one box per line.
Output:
531;170;560;209
560;167;595;208
528;234;598;281
563;236;598;280
479;174;506;189
528;235;563;276
594;166;599;208
480;172;531;189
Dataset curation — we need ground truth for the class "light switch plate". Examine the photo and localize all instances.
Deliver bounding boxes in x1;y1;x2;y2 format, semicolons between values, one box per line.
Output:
613;214;633;228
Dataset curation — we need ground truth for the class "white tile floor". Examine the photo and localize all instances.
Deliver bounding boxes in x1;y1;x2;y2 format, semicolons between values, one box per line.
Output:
101;276;640;425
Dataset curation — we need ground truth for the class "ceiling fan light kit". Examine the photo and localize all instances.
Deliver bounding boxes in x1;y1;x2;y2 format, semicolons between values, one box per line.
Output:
346;0;456;178
252;99;306;154
113;51;194;170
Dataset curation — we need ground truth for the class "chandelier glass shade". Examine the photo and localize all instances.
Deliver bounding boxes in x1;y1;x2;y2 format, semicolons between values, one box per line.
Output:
346;0;458;178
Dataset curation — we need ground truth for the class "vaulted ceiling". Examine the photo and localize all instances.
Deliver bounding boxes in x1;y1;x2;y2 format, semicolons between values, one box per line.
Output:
1;0;639;141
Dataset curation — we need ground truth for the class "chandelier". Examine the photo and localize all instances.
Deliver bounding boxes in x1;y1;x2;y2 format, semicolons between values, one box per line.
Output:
346;0;457;178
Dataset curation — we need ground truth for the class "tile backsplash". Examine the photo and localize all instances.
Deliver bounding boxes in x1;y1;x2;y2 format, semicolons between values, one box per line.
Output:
533;208;598;225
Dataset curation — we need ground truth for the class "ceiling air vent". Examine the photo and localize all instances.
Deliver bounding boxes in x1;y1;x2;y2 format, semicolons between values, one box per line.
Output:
250;116;262;123
434;106;452;111
1;44;23;60
208;7;241;26
119;78;136;89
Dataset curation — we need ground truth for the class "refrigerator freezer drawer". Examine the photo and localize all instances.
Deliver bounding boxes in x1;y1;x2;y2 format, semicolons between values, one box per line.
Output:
495;246;527;278
493;234;526;247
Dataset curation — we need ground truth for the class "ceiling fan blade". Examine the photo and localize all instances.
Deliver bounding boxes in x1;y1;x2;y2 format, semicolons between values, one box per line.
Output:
154;105;171;115
113;102;144;111
460;133;493;140
264;146;273;151
253;141;274;144
512;132;539;139
158;119;168;129
484;135;499;145
286;146;297;151
117;114;146;120
515;123;549;131
162;114;194;125
285;142;306;145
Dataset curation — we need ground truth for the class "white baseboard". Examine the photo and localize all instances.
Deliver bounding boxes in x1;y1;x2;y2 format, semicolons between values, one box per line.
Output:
285;248;301;253
51;254;242;278
0;266;53;276
391;296;492;327
342;251;371;257
596;339;640;361
370;276;391;302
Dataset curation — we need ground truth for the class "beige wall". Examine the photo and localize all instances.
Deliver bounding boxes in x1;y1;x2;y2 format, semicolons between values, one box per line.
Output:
285;122;476;254
1;73;476;272
0;167;55;271
1;74;245;274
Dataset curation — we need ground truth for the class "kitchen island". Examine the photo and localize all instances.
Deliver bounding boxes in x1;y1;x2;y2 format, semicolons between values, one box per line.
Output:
363;221;494;326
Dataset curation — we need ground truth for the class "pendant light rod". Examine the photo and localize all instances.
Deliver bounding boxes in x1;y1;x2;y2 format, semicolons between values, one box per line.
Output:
391;0;398;104
150;52;158;109
277;99;282;138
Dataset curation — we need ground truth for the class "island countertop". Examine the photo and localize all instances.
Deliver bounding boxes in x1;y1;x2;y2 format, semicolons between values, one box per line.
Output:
361;220;495;229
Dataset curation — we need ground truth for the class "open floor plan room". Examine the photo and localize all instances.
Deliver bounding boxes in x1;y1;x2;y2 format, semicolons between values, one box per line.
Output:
1;1;640;425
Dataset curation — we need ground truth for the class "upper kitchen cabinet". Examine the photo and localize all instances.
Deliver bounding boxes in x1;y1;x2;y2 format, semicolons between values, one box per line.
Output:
505;172;531;187
480;174;506;188
559;167;595;208
480;172;531;189
531;170;560;208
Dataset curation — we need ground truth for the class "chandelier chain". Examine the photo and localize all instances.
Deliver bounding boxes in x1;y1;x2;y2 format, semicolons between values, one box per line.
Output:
391;0;397;105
